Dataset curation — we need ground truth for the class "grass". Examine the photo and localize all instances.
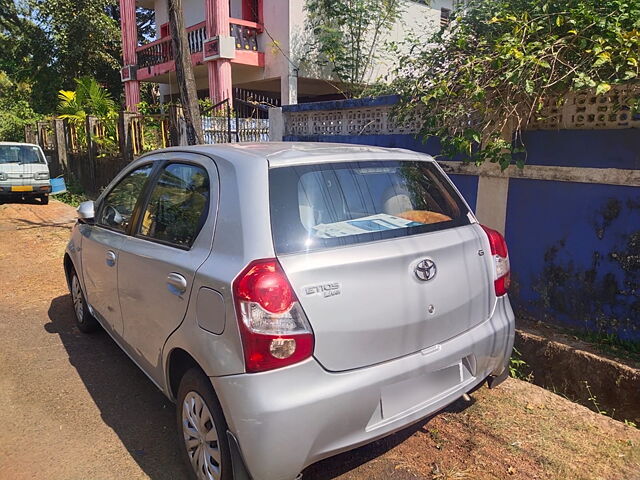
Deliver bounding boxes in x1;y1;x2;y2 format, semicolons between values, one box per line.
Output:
517;312;640;366
470;382;640;480
53;178;89;207
575;330;640;365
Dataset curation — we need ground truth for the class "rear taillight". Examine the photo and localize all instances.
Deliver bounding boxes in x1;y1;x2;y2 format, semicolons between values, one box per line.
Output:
232;259;314;372
481;225;511;297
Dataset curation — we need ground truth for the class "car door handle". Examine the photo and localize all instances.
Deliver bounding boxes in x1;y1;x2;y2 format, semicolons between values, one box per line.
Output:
106;250;117;267
167;273;188;296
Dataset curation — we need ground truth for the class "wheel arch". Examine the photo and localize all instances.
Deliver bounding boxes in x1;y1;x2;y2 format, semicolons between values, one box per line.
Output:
63;253;75;289
166;347;207;402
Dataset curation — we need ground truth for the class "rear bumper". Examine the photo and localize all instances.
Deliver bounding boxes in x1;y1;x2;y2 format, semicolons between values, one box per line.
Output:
213;296;515;480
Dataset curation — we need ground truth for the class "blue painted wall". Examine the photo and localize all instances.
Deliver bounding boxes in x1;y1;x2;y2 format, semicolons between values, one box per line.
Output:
506;178;640;340
520;129;640;169
509;129;640;340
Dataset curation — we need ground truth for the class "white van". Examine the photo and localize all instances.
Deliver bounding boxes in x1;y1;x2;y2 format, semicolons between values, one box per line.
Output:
0;142;51;204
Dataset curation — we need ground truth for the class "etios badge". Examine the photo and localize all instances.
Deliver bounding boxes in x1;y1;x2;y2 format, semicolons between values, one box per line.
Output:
415;259;437;282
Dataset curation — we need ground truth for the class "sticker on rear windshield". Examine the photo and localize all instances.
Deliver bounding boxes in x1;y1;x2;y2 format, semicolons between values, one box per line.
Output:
311;214;423;239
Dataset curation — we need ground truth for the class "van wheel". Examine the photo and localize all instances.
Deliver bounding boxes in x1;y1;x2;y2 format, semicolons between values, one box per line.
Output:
177;368;232;480
70;271;99;333
40;195;49;205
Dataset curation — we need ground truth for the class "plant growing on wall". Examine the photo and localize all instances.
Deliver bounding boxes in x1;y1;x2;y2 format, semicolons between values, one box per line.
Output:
303;0;402;96
389;0;640;168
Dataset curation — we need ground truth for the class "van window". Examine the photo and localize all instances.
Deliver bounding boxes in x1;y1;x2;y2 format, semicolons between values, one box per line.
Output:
0;145;45;164
269;160;471;254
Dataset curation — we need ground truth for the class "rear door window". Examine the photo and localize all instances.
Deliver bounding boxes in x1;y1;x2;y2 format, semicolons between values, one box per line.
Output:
269;160;470;254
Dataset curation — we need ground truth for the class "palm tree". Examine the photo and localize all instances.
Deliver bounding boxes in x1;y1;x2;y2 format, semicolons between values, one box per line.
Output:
58;77;119;153
58;76;117;119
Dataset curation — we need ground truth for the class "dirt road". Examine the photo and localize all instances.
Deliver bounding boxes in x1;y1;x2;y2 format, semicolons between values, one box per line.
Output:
1;199;639;480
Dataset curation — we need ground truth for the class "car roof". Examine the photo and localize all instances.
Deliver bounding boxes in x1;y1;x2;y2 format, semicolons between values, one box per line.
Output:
152;142;431;167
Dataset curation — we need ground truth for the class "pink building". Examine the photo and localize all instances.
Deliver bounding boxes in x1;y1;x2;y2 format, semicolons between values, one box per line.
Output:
119;0;456;111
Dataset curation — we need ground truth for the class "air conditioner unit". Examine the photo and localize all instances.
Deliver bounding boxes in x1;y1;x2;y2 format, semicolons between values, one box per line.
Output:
203;36;236;61
121;65;138;82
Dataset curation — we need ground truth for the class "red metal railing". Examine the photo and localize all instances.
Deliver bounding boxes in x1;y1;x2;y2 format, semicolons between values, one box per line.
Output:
136;19;260;68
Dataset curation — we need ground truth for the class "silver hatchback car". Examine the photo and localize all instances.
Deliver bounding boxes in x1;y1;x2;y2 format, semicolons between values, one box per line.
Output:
64;143;514;480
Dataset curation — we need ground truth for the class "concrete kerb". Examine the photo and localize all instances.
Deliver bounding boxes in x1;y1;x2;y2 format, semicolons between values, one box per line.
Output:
515;326;640;424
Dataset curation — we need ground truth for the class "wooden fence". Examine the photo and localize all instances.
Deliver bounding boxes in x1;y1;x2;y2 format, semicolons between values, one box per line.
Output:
26;104;270;196
25;111;173;196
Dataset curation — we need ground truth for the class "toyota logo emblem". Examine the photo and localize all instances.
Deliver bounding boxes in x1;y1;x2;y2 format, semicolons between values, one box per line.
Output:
415;259;437;282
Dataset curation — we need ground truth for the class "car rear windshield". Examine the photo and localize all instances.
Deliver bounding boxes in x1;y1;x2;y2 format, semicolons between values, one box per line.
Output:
269;160;471;255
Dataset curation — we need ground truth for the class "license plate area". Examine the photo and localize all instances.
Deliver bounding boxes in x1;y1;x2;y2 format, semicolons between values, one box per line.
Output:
379;360;473;421
11;186;33;192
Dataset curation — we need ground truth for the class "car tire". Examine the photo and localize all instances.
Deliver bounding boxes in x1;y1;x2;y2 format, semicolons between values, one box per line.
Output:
70;270;100;333
41;195;49;205
176;368;233;480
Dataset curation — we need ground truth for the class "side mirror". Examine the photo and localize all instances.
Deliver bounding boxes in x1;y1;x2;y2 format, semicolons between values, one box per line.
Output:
45;155;52;163
77;201;95;222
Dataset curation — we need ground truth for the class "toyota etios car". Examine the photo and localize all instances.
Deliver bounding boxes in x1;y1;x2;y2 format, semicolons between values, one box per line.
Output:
64;143;514;480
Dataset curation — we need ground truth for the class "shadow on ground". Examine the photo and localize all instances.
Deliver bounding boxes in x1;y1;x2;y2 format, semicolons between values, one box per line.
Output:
0;197;46;206
45;294;462;480
302;396;474;479
45;294;190;479
7;217;74;230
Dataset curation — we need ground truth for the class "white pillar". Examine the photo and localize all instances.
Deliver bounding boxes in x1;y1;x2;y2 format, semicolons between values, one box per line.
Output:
269;107;284;141
475;176;509;234
281;70;298;106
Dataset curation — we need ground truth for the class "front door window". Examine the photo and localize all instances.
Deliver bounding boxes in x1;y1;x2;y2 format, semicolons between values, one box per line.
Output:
98;164;153;232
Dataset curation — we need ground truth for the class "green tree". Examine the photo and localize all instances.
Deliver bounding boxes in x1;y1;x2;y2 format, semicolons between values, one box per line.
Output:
3;1;157;114
0;0;20;31
0;1;59;113
0;1;43;140
304;0;401;96
0;71;41;141
390;0;640;168
0;0;157;137
31;0;123;102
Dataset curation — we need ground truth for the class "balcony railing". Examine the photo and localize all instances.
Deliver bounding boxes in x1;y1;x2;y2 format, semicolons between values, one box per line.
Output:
137;19;260;69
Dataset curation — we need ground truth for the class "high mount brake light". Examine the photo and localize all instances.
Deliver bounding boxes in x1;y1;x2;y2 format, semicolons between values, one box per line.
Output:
233;259;314;372
481;225;511;297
